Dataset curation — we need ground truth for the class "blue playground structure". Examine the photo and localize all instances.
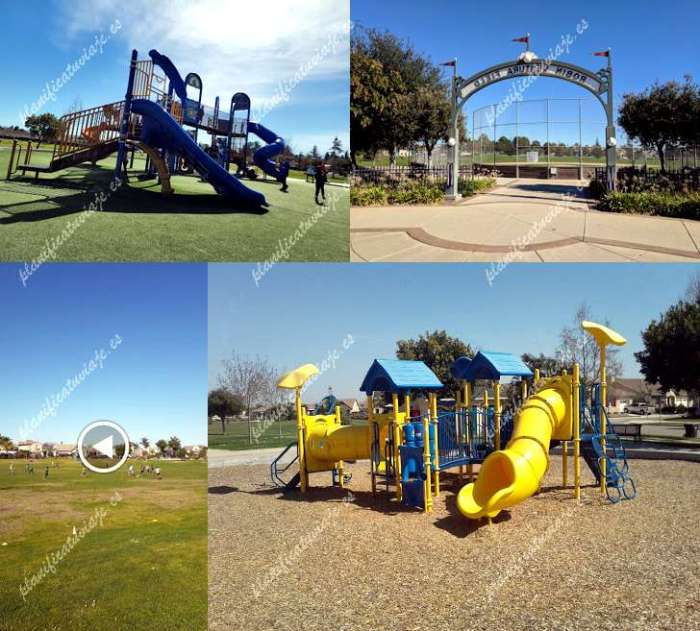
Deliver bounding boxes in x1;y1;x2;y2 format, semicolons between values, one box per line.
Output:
7;48;289;209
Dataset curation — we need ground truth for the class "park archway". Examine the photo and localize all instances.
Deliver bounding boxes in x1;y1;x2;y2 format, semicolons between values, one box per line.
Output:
447;54;616;197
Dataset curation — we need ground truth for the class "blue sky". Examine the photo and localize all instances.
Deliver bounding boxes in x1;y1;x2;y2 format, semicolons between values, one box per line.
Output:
352;0;700;146
208;264;697;402
1;0;349;154
0;264;207;445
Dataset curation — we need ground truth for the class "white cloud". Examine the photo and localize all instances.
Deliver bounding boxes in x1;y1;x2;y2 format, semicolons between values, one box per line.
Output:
54;0;349;111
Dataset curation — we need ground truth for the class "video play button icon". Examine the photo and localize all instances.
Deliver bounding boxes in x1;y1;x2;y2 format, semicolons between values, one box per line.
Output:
77;420;130;474
93;435;114;459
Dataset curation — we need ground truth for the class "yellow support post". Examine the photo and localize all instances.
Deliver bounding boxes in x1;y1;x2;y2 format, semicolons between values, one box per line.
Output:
573;362;581;502
562;441;568;487
581;321;627;499
404;393;411;420
600;347;607;497
430;393;440;497
465;382;473;480
335;405;344;488
521;378;528;402
423;415;432;513
368;395;376;495
494;381;502;451
295;387;308;493
392;393;402;502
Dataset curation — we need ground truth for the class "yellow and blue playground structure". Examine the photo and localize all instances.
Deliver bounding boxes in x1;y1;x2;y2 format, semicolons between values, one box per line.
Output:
271;321;637;522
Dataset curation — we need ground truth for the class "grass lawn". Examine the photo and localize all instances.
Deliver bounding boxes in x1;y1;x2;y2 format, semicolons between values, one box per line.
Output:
0;148;349;262
208;419;368;450
356;151;664;169
0;458;207;631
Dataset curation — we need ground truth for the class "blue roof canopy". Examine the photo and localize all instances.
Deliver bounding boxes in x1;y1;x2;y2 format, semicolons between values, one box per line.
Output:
359;359;443;394
451;351;533;381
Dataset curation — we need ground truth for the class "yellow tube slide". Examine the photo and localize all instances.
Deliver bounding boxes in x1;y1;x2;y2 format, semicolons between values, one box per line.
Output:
457;382;571;519
306;423;371;464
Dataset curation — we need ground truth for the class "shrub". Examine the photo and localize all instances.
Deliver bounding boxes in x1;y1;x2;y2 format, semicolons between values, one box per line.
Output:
598;191;700;220
351;182;444;206
588;178;608;199
459;177;497;197
387;182;444;205
350;186;388;206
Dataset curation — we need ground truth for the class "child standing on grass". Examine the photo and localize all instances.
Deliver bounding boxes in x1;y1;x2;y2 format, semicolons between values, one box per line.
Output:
9;463;14;475
315;163;327;205
155;466;161;479
44;465;49;479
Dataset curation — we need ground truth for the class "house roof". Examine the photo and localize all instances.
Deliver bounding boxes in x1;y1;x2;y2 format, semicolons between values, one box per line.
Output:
608;378;663;399
451;351;533;381
359;359;443;394
54;443;75;451
338;399;359;408
0;127;32;139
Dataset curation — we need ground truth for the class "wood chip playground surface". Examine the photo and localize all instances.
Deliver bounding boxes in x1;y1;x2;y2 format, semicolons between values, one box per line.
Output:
209;456;700;631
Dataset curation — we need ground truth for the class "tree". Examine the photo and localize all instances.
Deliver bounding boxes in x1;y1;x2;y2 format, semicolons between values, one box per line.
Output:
635;291;700;409
555;303;623;389
167;436;182;454
413;86;451;167
496;136;514;155
24;113;61;147
396;330;473;396
218;353;279;442
208;388;244;433
330;137;343;156
140;437;150;450
155;439;167;455
618;79;700;172
521;353;565;377
0;434;15;450
351;27;447;166
311;145;320;160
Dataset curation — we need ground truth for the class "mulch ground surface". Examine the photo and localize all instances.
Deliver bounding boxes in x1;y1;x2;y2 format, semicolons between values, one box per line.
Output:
209;457;699;631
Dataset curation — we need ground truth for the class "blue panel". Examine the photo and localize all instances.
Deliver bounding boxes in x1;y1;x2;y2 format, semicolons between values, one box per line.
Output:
359;359;443;393
452;351;534;381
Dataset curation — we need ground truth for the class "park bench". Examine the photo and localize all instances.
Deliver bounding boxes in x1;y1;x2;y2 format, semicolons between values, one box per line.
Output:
610;423;642;442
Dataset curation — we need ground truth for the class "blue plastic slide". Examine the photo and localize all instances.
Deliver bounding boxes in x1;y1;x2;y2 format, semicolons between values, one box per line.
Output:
248;122;289;182
131;99;267;207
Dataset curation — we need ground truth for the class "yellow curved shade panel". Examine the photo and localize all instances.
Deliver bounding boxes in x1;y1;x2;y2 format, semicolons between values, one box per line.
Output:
581;320;626;347
277;364;319;389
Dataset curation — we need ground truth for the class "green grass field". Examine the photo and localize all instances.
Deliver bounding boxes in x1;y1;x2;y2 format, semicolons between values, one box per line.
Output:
0;458;207;631
208;419;369;450
356;151;665;169
0;144;349;262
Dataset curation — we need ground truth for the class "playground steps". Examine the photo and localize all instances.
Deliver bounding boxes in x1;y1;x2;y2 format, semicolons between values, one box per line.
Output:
580;432;636;502
270;442;300;492
16;139;120;175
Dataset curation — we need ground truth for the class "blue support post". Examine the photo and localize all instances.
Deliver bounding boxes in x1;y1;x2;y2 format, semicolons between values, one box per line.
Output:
114;49;138;185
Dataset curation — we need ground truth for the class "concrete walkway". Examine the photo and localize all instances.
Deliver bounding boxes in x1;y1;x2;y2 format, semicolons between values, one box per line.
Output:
351;178;700;262
208;447;282;468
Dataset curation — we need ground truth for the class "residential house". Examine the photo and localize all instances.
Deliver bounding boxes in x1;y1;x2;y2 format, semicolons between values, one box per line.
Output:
53;443;77;457
338;399;361;417
608;378;696;413
17;440;43;457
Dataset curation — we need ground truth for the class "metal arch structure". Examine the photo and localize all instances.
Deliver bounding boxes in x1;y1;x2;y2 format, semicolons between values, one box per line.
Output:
447;53;616;198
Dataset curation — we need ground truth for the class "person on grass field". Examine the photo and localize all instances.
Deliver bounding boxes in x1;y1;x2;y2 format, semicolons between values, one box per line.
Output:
44;465;49;479
9;463;14;475
280;160;290;193
155;466;162;479
315;162;327;205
